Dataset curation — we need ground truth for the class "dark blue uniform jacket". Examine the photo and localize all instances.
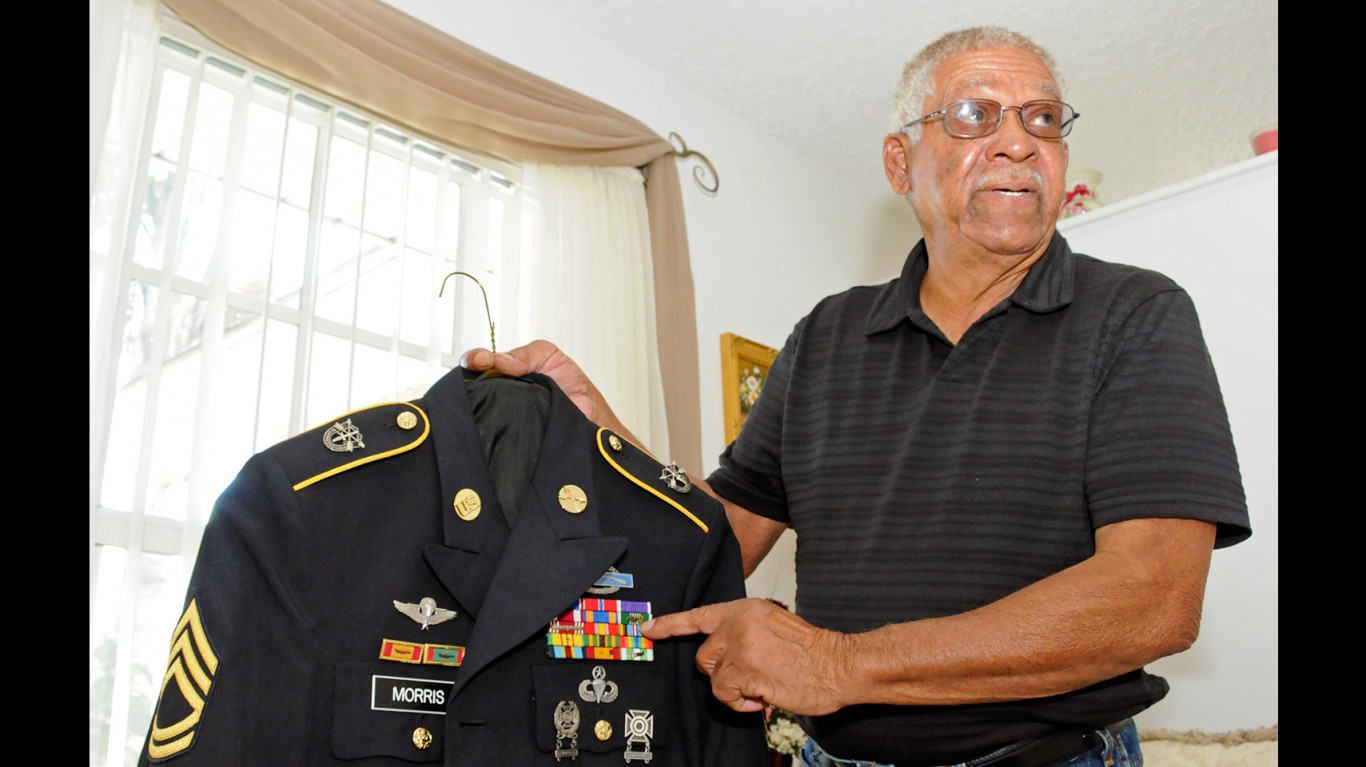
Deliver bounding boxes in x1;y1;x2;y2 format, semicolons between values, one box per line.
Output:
139;367;767;766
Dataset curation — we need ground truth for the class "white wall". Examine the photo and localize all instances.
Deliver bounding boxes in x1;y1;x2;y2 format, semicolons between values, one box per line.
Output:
1057;153;1278;733
381;0;1275;733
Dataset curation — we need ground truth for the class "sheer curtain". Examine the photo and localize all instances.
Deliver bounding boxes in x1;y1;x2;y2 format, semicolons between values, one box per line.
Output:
89;0;160;607
518;164;669;451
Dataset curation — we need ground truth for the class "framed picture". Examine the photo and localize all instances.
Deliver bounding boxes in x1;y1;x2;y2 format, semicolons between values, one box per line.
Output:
720;332;780;444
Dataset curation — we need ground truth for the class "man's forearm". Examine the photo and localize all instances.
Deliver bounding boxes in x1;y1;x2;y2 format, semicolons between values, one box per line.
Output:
837;517;1216;707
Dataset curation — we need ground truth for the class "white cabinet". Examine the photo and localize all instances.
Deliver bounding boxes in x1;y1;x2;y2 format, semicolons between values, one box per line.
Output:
1059;152;1278;732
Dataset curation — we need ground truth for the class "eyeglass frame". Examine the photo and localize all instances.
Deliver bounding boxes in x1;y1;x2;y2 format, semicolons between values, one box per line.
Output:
902;98;1080;140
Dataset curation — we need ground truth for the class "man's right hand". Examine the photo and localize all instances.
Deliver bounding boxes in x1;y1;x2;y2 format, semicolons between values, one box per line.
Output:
461;340;620;433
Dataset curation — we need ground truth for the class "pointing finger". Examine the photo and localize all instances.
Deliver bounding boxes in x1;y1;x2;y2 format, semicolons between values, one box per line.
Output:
641;601;743;639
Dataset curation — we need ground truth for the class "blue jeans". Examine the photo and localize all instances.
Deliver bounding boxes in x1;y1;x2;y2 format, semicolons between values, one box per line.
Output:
797;721;1143;767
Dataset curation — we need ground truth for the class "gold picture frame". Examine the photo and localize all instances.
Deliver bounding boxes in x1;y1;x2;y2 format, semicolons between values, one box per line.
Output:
720;333;780;444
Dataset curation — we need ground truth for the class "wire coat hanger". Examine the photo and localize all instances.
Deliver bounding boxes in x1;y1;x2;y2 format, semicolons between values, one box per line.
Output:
439;270;496;353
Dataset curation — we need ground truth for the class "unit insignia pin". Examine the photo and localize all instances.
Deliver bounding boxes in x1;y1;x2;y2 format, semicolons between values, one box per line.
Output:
660;462;691;493
578;665;620;704
393;597;458;630
624;709;654;763
558;484;588;514
553;700;581;761
323;418;365;452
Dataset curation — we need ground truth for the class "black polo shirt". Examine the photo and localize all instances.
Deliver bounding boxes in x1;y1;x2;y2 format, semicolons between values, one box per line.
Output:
707;233;1250;764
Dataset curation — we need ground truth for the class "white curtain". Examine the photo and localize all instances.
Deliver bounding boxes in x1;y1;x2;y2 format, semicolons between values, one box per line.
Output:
90;0;159;486
89;0;159;614
90;1;163;764
517;164;670;456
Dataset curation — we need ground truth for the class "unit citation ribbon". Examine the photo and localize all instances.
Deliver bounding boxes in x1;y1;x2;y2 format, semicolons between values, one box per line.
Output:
547;598;654;661
379;639;466;666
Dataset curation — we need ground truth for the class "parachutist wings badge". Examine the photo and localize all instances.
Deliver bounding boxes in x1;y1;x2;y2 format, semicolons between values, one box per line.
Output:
393;597;458;630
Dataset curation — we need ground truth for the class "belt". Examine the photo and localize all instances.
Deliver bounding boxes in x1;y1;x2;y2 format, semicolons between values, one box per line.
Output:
963;718;1133;767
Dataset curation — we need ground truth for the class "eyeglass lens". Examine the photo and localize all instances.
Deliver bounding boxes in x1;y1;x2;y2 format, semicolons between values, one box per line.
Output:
945;99;1074;138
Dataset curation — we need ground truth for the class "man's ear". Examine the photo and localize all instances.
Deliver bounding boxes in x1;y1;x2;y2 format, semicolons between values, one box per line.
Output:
883;133;911;195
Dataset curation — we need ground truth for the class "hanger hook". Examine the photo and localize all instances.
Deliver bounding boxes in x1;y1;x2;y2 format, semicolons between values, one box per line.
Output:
439;271;496;353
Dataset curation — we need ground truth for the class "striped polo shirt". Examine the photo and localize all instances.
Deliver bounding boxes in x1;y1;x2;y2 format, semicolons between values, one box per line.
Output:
707;232;1250;761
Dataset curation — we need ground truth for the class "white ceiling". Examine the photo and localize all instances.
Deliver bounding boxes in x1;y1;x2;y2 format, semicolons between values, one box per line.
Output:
520;0;1278;207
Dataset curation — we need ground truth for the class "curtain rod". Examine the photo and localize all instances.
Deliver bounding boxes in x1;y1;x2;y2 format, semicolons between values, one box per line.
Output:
668;132;719;194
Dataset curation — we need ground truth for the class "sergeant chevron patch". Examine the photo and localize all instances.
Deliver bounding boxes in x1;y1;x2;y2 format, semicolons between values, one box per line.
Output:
145;596;219;762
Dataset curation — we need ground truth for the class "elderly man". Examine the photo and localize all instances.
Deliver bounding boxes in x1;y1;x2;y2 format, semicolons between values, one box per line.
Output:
465;26;1250;767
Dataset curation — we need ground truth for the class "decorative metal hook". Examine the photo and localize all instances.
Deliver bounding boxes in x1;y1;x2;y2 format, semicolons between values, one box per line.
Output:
668;132;719;194
439;271;496;353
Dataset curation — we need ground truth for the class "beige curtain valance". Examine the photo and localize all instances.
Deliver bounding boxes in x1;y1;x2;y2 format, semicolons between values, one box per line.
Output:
163;0;703;470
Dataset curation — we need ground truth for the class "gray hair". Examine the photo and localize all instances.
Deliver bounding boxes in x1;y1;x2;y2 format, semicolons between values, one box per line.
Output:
892;27;1065;141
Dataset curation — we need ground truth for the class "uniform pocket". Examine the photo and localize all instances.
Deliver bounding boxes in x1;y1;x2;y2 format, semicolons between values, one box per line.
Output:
532;662;675;763
331;661;457;762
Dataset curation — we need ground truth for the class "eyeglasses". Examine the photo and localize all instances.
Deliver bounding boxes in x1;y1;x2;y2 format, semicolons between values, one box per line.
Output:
903;98;1079;140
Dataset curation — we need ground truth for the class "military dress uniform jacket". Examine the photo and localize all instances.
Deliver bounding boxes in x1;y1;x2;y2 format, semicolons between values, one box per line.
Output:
138;368;769;767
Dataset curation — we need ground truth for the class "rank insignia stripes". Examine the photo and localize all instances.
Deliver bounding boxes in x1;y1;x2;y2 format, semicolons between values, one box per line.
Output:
146;597;219;761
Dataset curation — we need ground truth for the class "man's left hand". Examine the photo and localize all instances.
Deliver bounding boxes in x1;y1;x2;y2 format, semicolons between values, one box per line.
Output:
642;598;849;715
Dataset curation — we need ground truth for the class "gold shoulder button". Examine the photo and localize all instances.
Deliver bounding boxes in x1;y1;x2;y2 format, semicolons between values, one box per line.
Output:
283;402;431;491
593;428;710;533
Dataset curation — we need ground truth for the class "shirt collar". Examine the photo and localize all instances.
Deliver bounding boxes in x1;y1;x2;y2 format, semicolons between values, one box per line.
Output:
865;231;1076;335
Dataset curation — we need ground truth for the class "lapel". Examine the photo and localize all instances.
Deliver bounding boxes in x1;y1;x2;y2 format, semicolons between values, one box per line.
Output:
421;367;511;619
420;368;628;695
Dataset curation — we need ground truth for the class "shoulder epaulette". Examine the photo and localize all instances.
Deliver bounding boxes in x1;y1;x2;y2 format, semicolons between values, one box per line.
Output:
594;428;713;533
273;401;431;491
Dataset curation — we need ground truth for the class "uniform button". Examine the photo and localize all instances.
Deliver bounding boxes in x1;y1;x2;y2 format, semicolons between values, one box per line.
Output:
608;434;623;452
594;720;612;740
453;488;482;521
412;726;433;750
396;411;418;430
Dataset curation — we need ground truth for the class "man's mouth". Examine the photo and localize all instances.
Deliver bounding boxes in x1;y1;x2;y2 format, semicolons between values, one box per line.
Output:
979;173;1043;197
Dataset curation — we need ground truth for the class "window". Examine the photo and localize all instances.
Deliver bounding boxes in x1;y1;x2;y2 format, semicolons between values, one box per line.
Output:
89;18;527;766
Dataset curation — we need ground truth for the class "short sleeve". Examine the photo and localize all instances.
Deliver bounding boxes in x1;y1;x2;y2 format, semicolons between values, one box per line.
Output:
1086;288;1251;547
